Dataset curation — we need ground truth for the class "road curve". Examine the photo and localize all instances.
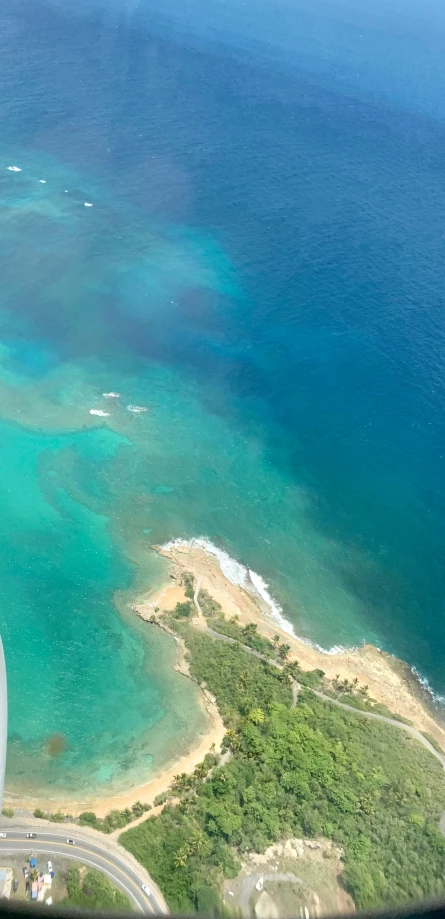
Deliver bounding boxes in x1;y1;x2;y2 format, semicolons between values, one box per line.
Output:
0;828;166;914
200;625;445;769
312;689;445;769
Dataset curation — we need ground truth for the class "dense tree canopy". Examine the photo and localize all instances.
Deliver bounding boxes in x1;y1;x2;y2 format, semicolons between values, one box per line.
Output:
122;628;445;914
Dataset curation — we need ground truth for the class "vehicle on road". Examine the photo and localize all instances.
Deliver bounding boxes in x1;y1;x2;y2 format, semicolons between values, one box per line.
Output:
0;833;6;838
26;833;36;839
66;838;75;845
22;867;28;878
141;884;151;897
47;861;53;872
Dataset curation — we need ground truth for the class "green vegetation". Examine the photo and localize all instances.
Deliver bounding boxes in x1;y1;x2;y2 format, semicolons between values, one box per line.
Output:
61;866;131;911
79;801;151;833
181;571;195;593
32;801;150;833
204;608;297;664
1;807;14;818
422;732;445;756
197;588;224;618
326;684;413;724
122;627;445;914
50;811;67;823
207;616;280;659
174;601;194;618
283;660;325;690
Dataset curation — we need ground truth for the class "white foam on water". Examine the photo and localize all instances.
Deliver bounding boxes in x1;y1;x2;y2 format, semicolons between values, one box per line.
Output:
39;179;46;184
7;166;21;172
161;539;445;699
89;409;109;417
411;666;445;706
247;567;294;631
103;392;120;399
162;537;355;654
162;536;298;636
127;404;148;413
84;202;93;207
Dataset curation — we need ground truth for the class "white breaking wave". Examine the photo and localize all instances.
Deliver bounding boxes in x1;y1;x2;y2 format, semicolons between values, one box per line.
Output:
162;537;358;655
127;404;148;413
7;166;21;172
162;537;299;637
84;202;93;207
39;179;46;184
89;409;109;417
103;392;120;399
411;667;445;706
162;538;445;693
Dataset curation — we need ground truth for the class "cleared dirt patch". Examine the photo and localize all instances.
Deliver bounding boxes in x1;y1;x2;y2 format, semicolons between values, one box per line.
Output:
222;838;355;919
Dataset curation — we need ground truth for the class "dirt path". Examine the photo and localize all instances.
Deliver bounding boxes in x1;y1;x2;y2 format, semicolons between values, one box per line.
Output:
313;689;445;768
198;622;445;770
238;872;302;917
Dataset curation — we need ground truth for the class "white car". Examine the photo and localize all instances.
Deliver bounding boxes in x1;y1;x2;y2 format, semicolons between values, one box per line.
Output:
47;861;53;872
141;885;151;897
0;833;6;838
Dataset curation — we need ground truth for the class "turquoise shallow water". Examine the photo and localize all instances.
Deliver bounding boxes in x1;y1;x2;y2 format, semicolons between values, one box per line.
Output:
0;415;207;801
1;0;445;798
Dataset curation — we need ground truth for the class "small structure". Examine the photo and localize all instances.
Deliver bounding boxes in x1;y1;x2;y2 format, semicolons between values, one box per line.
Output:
29;859;36;869
0;868;13;899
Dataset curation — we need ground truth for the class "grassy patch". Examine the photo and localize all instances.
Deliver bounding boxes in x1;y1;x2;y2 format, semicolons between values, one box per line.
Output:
422;732;444;756
61;866;131;911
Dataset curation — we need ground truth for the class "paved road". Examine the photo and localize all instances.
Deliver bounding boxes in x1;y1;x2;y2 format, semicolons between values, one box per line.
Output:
199;624;445;769
0;828;166;913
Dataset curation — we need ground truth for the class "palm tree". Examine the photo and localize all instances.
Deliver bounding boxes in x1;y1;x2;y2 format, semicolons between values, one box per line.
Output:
226;729;241;752
249;707;265;725
242;623;258;639
193;762;208;780
173;772;191;793
174;848;188;869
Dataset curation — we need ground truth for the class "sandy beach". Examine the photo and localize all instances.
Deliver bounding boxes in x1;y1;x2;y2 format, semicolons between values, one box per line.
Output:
91;697;226;819
4;669;226;819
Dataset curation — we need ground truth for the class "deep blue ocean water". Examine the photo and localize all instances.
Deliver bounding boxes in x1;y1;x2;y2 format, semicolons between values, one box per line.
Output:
0;0;445;798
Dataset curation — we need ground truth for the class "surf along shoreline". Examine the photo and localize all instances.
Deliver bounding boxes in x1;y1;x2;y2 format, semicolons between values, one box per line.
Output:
7;539;445;817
